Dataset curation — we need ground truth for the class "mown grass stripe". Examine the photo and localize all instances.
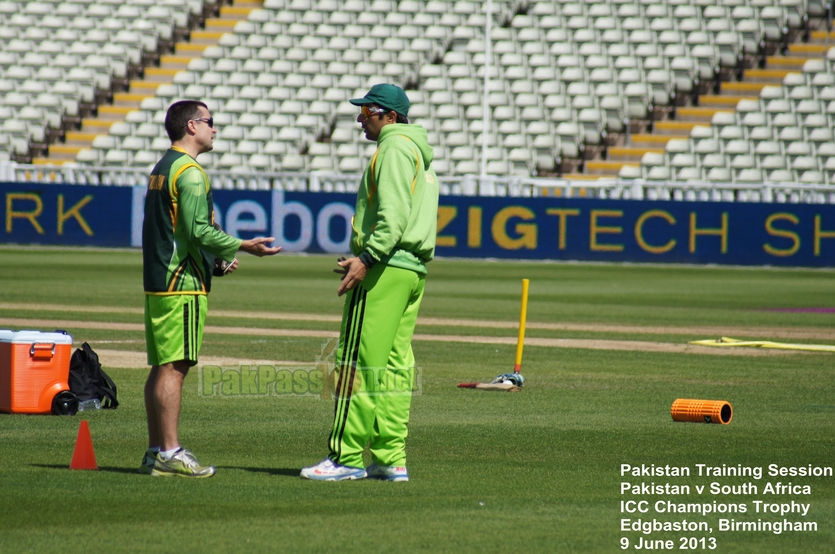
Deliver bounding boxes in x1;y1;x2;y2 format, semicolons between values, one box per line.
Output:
0;317;815;356
2;304;833;340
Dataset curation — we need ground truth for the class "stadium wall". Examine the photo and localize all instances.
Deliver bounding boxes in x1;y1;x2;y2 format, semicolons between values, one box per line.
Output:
2;182;835;267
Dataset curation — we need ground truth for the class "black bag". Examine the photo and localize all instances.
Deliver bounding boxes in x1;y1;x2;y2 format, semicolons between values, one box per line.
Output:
69;343;119;409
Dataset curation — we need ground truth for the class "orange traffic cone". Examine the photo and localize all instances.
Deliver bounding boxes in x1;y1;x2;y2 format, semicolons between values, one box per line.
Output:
70;420;98;470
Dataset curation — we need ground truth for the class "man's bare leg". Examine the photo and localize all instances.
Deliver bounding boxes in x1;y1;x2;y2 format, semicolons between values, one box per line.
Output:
145;361;190;451
143;360;214;477
144;366;161;448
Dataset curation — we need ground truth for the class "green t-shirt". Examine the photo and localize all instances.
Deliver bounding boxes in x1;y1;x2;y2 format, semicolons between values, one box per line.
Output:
142;147;241;295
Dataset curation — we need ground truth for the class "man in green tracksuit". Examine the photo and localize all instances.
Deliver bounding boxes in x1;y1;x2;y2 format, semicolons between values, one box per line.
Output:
142;100;281;478
301;84;439;482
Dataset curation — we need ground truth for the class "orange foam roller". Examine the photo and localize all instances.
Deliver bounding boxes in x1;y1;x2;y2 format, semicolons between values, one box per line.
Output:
671;399;733;425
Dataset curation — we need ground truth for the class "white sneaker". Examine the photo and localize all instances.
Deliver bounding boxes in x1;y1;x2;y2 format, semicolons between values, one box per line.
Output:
300;458;367;481
138;450;156;475
151;448;215;478
366;463;409;482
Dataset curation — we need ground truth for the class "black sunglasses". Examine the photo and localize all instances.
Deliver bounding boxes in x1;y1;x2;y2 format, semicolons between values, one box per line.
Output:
185;117;214;128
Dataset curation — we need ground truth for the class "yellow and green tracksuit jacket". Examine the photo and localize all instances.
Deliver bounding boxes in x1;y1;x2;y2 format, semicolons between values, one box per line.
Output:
352;124;439;274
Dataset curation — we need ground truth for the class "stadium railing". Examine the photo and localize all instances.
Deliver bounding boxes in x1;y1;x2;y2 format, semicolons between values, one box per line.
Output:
2;161;834;204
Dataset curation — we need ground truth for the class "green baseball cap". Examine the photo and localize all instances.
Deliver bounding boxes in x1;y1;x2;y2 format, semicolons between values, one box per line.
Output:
349;83;411;117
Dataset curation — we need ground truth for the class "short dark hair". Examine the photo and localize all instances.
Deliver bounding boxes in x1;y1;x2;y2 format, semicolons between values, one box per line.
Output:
165;100;208;142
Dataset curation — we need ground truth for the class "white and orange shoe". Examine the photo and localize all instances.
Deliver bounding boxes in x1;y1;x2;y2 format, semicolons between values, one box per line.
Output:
300;458;367;481
366;464;409;482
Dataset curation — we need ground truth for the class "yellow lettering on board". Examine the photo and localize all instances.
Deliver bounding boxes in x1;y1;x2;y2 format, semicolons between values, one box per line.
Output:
814;215;835;256
689;212;728;254
436;206;457;247
492;206;537;250
467;206;482;248
57;194;94;236
545;208;580;250
635;210;676;254
763;213;800;257
590;210;624;252
5;193;44;234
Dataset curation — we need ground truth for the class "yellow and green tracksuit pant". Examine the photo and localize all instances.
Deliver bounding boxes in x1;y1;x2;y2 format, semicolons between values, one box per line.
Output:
328;263;425;469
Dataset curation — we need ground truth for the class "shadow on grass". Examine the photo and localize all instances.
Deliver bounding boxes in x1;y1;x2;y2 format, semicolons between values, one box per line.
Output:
217;466;300;477
32;464;142;475
34;464;302;477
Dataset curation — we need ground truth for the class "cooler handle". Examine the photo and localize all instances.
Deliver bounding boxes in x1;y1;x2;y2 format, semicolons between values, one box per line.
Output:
30;343;55;360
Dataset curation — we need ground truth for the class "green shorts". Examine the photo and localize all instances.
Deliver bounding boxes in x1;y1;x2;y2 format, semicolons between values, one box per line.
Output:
144;294;208;367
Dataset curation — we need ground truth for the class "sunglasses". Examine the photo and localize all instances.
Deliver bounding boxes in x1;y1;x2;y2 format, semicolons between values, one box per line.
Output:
361;106;387;118
186;117;214;128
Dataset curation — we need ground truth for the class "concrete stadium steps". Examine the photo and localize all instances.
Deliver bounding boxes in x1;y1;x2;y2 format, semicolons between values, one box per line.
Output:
810;31;835;43
628;134;688;148
42;145;83;162
206;5;259;30
583;32;822;179
37;133;96;164
160;56;198;70
42;0;262;165
719;81;769;95
64;132;100;147
128;81;165;96
765;56;815;69
584;160;639;175
654;121;703;136
80;119;115;135
743;69;796;83
97;107;136;121
787;44;832;57
697;95;758;108
49;132;104;158
608;147;666;163
113;94;155;109
189;31;227;46
588;142;676;177
557;173;609;182
143;68;182;83
675;108;733;123
30;159;61;165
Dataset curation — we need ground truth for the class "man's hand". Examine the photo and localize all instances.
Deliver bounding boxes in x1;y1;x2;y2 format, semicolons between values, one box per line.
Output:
240;237;282;257
334;256;368;297
212;257;238;276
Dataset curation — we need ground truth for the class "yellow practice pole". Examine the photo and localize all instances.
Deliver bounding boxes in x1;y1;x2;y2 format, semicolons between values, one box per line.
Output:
514;279;529;373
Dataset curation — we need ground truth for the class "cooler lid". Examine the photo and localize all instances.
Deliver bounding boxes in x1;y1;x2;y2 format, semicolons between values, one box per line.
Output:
0;329;15;342
3;330;74;344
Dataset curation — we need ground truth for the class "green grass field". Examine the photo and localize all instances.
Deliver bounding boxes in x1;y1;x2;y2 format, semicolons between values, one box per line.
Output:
1;247;835;553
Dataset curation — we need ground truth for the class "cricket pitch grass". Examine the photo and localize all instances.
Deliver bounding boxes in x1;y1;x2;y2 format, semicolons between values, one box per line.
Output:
1;247;834;553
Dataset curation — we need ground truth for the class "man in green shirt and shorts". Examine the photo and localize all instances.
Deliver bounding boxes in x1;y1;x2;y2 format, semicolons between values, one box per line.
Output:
301;84;439;482
141;100;281;477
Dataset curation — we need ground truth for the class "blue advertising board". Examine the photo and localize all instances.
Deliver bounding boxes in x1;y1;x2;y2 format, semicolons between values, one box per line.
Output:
432;197;835;266
1;182;134;247
2;182;835;267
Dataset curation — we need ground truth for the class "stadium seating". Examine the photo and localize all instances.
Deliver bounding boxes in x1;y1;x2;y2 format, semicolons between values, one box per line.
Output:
0;0;216;161
629;50;835;185
2;0;833;187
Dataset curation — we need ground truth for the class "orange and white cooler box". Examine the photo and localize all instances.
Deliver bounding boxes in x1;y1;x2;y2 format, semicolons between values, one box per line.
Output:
0;330;73;414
